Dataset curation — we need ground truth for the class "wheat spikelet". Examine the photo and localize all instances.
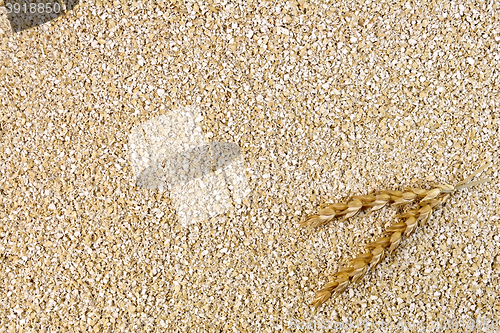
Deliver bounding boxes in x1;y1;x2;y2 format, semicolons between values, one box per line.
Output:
309;163;491;308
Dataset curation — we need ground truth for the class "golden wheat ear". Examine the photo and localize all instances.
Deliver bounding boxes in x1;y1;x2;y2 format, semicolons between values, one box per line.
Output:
303;162;491;228
302;181;461;228
302;192;406;228
309;163;491;308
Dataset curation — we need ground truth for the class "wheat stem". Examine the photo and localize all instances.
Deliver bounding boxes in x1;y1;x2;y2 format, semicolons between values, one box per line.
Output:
454;177;490;191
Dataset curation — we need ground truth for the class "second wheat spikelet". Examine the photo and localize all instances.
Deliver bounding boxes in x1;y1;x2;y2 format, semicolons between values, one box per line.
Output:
303;163;491;308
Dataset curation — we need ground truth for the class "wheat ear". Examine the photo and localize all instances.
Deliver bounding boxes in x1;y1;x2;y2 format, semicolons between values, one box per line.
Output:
300;186;453;228
301;191;414;228
311;163;490;308
302;162;491;228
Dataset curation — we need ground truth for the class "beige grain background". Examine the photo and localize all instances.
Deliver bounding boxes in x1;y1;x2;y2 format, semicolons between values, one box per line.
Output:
1;0;499;332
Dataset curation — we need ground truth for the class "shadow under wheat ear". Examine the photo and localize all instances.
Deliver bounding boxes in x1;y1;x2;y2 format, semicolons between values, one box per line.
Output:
308;163;491;308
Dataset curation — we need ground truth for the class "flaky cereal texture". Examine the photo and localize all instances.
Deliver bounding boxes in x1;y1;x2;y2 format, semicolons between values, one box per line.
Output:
0;1;499;332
